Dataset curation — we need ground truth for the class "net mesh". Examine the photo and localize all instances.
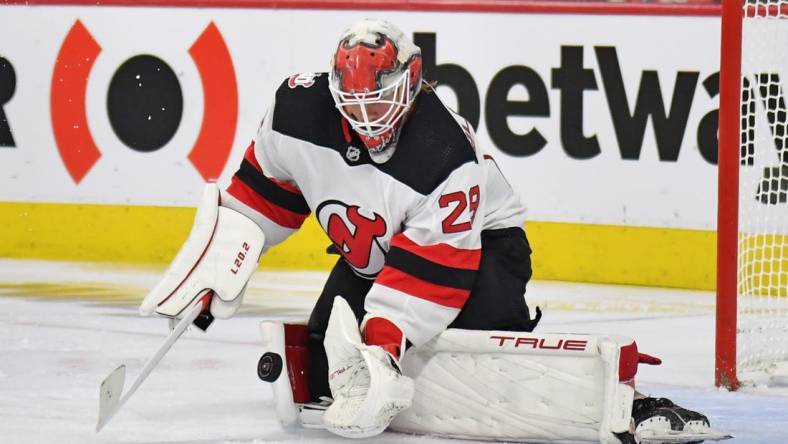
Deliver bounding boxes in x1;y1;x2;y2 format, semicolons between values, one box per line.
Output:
737;0;788;378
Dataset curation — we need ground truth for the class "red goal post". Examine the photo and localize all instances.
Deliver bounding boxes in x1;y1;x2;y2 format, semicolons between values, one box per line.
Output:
717;0;788;390
716;0;743;391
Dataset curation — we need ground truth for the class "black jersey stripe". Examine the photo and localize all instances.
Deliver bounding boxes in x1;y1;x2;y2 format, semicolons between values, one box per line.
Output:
271;75;477;196
234;160;310;215
386;245;477;291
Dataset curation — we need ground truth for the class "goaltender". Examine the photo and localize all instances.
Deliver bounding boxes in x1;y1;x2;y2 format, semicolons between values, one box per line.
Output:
140;19;716;443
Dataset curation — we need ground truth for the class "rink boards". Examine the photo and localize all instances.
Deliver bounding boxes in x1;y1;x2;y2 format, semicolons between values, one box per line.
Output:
0;2;732;289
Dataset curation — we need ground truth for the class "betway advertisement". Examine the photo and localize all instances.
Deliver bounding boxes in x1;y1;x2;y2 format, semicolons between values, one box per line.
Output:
0;6;728;230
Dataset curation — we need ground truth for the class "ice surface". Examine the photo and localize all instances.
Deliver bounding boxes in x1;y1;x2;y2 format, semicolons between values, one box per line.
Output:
0;259;786;443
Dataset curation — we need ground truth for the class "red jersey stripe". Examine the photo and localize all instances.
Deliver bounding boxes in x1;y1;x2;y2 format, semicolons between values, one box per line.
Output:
376;266;470;309
390;233;481;271
227;177;307;229
243;141;302;195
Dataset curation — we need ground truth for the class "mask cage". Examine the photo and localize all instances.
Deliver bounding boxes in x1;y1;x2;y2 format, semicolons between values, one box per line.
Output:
329;70;412;138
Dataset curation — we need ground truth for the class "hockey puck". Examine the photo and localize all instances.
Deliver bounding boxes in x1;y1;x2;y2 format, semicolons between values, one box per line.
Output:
257;352;283;382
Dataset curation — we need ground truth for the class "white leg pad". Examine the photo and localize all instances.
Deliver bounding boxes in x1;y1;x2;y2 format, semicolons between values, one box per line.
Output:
390;330;637;443
259;325;639;443
259;321;328;429
259;321;300;427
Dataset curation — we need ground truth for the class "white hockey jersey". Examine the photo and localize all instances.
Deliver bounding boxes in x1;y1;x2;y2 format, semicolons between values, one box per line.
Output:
223;73;526;345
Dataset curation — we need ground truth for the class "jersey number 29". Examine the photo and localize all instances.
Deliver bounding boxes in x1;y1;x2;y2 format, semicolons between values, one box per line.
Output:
439;185;480;233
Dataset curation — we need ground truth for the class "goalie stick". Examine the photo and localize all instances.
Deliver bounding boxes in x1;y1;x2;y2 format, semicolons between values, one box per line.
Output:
96;292;211;432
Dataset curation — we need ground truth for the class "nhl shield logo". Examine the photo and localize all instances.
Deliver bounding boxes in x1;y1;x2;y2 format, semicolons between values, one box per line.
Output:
346;145;360;162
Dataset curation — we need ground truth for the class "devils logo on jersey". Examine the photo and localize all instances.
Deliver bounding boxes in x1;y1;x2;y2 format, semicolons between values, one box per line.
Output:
316;200;388;277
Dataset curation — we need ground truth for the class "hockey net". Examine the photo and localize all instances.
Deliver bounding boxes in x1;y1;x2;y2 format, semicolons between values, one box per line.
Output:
717;0;788;389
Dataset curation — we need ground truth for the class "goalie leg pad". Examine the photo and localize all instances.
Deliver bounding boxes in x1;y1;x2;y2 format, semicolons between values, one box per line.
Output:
258;325;651;443
259;321;315;427
390;330;638;443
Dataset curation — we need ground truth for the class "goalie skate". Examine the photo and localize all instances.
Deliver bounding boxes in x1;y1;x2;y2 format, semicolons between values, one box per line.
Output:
628;397;732;444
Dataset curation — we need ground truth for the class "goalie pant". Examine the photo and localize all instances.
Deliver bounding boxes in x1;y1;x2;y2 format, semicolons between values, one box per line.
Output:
306;226;540;402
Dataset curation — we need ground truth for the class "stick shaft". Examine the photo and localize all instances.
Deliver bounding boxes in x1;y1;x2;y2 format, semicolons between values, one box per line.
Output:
122;300;204;404
97;298;206;431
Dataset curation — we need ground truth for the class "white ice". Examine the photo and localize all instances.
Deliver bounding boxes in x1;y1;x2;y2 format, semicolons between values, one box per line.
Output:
0;259;786;444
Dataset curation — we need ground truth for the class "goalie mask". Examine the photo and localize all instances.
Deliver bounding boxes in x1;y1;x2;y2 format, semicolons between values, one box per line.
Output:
329;19;422;163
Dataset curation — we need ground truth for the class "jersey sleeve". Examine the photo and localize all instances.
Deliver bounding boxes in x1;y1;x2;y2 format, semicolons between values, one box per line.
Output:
222;101;311;247
364;160;485;347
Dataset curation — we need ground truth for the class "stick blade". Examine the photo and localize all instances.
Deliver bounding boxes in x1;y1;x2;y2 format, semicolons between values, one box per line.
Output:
96;364;126;432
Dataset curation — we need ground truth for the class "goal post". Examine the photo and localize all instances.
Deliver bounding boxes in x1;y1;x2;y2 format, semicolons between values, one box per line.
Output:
717;0;788;390
716;0;743;391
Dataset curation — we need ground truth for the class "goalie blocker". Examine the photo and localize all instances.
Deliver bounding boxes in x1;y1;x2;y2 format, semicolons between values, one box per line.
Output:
139;184;266;326
260;320;647;443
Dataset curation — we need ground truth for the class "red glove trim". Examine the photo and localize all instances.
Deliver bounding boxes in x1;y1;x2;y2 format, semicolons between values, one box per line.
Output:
363;317;404;360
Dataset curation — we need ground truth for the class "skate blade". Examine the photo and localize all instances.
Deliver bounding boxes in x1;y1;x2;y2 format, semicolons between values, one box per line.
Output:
637;428;733;443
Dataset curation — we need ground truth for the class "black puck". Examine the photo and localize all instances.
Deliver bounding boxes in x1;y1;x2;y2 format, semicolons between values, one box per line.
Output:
257;352;283;382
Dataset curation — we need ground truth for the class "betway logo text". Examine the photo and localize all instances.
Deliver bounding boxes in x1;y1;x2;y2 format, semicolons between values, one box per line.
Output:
417;33;788;171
